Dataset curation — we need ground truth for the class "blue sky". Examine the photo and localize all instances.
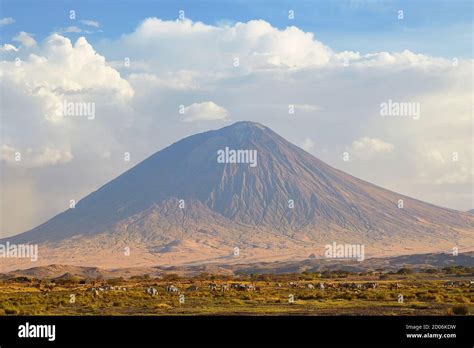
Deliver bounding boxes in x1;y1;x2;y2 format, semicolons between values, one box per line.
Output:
1;0;472;58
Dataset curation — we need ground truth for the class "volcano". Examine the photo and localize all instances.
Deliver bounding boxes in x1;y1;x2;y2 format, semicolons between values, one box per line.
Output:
1;121;473;271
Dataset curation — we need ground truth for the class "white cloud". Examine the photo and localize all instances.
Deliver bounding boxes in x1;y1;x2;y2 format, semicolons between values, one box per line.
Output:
0;17;15;26
80;19;100;28
101;18;454;78
348;137;394;160
103;18;333;74
333;49;450;68
182;102;230;122
300;138;315;152
128;71;201;90
0;145;73;167
62;26;82;33
0;44;18;52
3;34;133;122
13;31;37;47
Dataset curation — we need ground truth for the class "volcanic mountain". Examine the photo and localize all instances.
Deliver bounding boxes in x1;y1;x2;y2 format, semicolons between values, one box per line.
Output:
1;121;473;271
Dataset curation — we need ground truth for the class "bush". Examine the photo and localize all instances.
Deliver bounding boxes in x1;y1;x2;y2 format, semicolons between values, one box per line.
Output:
451;305;469;315
4;308;18;315
107;277;124;286
397;268;413;275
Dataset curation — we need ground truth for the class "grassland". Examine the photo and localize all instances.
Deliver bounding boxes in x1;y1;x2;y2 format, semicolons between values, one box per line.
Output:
0;267;472;316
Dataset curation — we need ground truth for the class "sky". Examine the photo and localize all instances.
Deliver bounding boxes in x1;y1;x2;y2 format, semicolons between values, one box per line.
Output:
0;0;473;237
1;0;473;57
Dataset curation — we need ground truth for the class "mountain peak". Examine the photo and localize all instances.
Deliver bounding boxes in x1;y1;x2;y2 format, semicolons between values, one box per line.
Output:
2;122;473;272
226;121;267;130
218;121;272;140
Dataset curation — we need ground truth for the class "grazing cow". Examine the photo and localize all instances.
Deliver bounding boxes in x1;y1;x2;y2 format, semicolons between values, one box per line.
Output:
245;284;256;291
470;281;474;288
363;282;378;289
187;285;199;291
443;281;462;287
93;290;100;298
40;289;51;296
306;283;315;289
166;285;179;293
316;283;325;290
234;284;248;291
289;282;299;288
146;287;158;296
220;284;229;292
208;283;217;291
390;283;401;290
276;283;282;288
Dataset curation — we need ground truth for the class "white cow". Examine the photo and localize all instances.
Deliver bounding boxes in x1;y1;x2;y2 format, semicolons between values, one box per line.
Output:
146;287;158;296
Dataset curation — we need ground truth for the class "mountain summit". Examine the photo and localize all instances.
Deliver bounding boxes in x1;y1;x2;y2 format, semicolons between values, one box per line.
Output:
2;122;473;271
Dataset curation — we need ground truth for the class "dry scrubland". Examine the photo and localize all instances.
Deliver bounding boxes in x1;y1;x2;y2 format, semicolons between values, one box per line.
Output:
0;267;472;316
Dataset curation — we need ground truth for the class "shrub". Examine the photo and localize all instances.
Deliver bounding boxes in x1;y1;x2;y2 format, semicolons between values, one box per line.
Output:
451;305;469;315
4;307;18;315
107;277;124;286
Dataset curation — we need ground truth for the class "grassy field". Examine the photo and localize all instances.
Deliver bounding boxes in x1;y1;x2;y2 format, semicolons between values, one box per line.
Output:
0;267;472;316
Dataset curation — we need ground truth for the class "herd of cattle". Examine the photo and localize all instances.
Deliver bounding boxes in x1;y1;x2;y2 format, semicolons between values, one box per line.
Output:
82;280;474;297
85;285;128;297
33;278;472;299
144;282;257;296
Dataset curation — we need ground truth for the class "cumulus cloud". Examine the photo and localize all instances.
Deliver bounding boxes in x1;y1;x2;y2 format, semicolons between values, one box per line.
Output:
0;43;18;52
348;137;394;160
181;102;230;122
3;34;133;122
0;17;15;26
0;33;134;169
13;31;37;47
102;18;333;74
